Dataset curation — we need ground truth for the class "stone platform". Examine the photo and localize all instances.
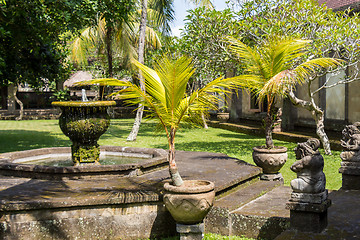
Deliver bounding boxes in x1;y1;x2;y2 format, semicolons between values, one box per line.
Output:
0;150;359;239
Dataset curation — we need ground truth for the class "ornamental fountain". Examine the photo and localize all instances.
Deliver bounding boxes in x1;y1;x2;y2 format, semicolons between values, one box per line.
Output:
51;100;116;166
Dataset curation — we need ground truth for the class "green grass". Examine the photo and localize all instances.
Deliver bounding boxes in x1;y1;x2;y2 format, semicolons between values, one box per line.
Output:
148;233;254;240
0;119;342;189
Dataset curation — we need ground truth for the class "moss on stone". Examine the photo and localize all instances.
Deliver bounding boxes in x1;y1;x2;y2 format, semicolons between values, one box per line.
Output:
72;143;100;164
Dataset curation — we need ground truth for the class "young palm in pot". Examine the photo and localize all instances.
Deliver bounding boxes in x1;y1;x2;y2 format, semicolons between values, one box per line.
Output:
78;55;239;224
226;36;342;179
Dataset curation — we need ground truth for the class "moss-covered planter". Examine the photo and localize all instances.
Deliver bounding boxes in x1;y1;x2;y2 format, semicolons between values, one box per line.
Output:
52;101;116;166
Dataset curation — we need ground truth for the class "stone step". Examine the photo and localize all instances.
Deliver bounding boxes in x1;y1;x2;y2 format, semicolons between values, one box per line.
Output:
205;185;291;240
215;179;282;211
231;185;291;218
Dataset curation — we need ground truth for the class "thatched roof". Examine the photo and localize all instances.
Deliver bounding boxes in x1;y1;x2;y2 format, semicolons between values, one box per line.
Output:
318;0;360;11
64;71;93;88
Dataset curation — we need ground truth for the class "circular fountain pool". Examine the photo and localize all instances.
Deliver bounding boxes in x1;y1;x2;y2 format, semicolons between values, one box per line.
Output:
0;146;167;180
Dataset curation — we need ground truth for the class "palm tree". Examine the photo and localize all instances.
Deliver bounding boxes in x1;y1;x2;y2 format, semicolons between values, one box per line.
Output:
69;14;161;78
127;0;215;141
226;36;343;148
77;55;238;186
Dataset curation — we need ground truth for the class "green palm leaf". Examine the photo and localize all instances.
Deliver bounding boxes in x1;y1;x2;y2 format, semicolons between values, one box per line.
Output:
225;35;344;148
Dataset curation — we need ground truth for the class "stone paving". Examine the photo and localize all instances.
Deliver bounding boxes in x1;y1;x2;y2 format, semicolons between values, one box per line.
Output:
0;149;359;239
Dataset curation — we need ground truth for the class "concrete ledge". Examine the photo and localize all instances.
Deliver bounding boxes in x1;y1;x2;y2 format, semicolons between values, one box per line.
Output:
0;202;176;240
0;146;168;180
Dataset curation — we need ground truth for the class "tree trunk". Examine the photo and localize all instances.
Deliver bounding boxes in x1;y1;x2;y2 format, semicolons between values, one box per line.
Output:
288;90;332;155
168;128;183;186
313;109;332;155
99;25;114;100
106;26;113;78
201;112;208;129
127;0;148;141
13;85;23;121
127;105;144;141
264;113;274;148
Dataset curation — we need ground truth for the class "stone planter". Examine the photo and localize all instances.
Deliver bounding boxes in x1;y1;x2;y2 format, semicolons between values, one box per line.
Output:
216;112;229;122
252;146;287;179
52;101;116;165
163;180;215;224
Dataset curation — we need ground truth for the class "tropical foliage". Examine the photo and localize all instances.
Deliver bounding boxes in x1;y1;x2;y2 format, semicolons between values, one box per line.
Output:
69;0;167;78
232;0;360;154
77;55;239;186
176;0;360;154
178;7;241;89
226;36;342;148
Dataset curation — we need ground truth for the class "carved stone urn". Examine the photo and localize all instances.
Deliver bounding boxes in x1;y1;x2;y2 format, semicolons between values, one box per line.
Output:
52;101;116;165
252;146;287;179
163;180;215;224
216;112;230;122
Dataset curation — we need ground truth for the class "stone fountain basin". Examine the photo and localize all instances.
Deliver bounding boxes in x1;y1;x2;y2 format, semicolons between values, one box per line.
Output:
0;146;167;180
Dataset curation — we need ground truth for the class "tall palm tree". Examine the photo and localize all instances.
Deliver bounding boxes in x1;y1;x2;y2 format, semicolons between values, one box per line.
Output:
226;36;343;148
77;55;238;186
127;0;214;141
69;14;161;78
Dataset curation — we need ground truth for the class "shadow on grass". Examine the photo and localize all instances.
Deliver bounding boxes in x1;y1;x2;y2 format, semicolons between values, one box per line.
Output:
104;120;164;139
0;130;70;153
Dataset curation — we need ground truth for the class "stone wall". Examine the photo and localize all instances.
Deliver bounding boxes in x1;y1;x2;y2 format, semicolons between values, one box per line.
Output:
0;203;176;240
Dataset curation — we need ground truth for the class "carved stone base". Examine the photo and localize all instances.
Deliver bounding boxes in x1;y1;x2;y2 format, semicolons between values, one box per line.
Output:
339;161;360;190
286;196;331;233
260;173;284;182
289;209;328;233
342;174;360;190
177;223;204;240
290;190;328;204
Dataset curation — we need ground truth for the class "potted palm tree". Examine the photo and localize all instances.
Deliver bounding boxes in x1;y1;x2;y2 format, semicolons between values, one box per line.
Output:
226;36;342;179
78;55;238;224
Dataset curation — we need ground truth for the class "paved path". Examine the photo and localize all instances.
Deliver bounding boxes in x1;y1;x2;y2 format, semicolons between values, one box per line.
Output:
0;150;359;239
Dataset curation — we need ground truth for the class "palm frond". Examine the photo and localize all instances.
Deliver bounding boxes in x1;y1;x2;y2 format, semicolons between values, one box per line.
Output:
293;57;344;83
153;56;195;114
190;0;214;9
225;36;268;79
132;60;167;107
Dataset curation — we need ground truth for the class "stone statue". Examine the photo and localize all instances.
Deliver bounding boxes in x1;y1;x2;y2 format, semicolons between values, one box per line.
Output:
340;122;360;161
290;138;326;193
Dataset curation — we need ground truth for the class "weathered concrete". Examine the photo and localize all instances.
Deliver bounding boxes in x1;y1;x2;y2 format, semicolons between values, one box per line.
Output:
0;146;168;180
1;148;360;240
287;199;331;233
205;182;288;239
276;189;360;240
177;223;204;240
0;150;262;240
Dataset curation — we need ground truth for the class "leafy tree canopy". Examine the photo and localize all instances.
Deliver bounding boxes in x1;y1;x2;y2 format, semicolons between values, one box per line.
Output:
0;0;135;88
178;7;241;86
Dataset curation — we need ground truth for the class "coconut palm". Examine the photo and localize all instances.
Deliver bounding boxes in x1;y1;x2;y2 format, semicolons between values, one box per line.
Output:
226;36;343;149
127;0;214;141
69;14;161;77
77;55;238;186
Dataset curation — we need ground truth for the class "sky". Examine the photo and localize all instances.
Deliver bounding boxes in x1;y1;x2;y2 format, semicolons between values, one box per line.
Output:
171;0;229;37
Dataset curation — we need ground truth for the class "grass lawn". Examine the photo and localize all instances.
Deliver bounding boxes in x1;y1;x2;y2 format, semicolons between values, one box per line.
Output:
0;118;342;189
156;233;254;239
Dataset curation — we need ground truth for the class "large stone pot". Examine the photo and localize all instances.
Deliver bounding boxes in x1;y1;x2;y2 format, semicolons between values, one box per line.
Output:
252;146;287;174
52;101;116;165
163;180;215;224
216;112;229;122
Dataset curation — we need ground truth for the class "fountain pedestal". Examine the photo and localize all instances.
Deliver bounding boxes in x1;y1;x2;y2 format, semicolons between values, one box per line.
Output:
52;101;116;165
